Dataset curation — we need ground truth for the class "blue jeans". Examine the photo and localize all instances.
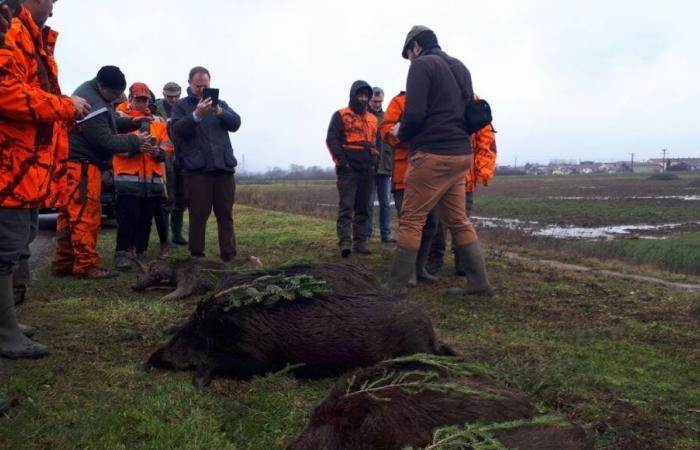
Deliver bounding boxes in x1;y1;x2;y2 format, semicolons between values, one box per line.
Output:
367;174;392;239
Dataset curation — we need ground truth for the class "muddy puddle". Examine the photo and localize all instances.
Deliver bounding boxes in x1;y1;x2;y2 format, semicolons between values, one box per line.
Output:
471;216;700;240
547;195;700;201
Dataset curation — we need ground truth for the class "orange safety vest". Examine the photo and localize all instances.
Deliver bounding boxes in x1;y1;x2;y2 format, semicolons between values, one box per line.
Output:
0;6;75;208
113;102;174;183
380;93;409;191
338;106;378;154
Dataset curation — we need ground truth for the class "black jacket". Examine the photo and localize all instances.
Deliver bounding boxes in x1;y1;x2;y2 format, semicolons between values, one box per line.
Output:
326;80;380;171
399;47;473;155
170;89;241;173
69;79;140;168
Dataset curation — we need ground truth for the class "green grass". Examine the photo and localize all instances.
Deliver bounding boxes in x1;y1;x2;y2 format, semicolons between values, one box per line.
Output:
1;205;699;449
562;232;700;274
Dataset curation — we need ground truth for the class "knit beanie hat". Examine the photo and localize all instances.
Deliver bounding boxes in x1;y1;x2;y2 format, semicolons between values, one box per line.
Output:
96;66;127;91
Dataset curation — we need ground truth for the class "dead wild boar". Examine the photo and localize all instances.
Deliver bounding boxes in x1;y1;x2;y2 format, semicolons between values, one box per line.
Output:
288;356;593;450
146;270;455;387
132;256;262;301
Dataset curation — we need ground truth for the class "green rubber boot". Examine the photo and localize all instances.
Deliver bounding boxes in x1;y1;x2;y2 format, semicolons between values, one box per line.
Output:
0;274;48;359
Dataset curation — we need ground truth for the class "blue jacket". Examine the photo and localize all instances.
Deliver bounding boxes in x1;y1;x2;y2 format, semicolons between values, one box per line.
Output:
170;89;241;173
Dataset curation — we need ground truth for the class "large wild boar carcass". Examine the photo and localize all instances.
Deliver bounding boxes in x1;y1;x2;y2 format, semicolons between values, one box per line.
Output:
146;263;454;387
288;355;593;450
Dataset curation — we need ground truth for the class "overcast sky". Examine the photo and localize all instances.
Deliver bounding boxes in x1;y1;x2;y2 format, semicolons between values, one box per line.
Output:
48;0;698;171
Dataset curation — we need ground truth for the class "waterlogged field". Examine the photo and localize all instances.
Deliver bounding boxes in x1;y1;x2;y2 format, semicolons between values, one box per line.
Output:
1;189;699;449
238;173;700;275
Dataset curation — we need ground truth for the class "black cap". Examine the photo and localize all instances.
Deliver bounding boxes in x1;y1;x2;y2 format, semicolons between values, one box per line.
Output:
96;66;127;91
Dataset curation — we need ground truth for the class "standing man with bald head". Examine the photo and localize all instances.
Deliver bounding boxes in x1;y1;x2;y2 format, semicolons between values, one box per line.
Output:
0;0;90;359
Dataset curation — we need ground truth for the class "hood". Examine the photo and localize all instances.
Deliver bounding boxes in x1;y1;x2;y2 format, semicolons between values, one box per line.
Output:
348;80;372;114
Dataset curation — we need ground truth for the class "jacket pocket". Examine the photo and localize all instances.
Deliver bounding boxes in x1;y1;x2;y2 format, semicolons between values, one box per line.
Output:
181;147;206;171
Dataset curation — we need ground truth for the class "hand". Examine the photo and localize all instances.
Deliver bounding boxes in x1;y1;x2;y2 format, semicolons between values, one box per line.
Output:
132;116;152;127
71;96;91;120
215;105;223;115
194;97;214;120
0;5;12;47
139;141;158;154
389;122;400;137
136;131;152;144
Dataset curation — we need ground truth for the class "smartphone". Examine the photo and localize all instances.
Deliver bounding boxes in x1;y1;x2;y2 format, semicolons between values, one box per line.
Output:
140;120;150;133
0;0;21;15
202;88;219;107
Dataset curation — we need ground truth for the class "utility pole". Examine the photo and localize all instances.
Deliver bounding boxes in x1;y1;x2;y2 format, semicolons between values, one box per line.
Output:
631;152;634;172
661;148;668;172
514;156;517;168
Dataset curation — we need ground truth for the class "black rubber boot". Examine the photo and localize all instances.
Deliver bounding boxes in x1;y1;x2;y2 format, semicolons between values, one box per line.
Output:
384;246;418;297
416;238;438;283
453;247;466;276
446;242;493;296
0;274;49;359
171;210;188;245
12;258;29;306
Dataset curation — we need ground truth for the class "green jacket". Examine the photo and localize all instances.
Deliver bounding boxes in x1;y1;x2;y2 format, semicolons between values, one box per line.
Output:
370;109;393;176
69;79;140;169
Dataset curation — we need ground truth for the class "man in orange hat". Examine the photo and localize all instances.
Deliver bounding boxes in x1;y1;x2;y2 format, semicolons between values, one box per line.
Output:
113;82;173;268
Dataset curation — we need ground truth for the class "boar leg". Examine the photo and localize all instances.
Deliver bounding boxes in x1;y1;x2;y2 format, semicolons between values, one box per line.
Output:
160;278;194;301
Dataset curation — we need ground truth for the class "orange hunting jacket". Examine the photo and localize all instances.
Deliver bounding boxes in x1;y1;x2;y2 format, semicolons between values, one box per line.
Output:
0;6;75;208
380;93;408;191
114;102;173;182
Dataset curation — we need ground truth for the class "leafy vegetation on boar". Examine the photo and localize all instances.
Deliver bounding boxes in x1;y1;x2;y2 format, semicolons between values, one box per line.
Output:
288;355;593;450
147;264;454;388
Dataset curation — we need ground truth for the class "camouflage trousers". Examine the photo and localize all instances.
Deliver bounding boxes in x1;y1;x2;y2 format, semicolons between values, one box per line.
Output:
52;161;102;275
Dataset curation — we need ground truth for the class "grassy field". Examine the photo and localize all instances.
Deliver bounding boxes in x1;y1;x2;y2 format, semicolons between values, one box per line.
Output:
237;173;700;275
1;204;699;449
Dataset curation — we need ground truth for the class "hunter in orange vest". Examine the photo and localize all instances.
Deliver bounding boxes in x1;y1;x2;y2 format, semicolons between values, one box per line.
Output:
326;80;379;257
0;1;89;359
113;82;174;267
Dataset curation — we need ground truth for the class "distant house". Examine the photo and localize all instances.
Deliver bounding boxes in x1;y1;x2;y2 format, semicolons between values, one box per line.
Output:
632;163;663;174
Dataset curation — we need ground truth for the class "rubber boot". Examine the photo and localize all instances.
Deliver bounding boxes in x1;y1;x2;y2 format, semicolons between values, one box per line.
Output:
384;246;418;298
416;239;438;283
171;210;188;245
453;247;466;276
353;241;372;255
13;258;30;306
0;274;49;358
339;241;352;258
446;242;493;296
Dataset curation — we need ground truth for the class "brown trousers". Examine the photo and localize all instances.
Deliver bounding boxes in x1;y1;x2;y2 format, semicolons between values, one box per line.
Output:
398;152;478;250
185;172;236;261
